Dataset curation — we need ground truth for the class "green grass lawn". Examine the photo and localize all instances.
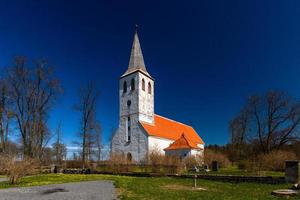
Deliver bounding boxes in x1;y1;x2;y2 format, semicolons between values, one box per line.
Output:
0;174;297;199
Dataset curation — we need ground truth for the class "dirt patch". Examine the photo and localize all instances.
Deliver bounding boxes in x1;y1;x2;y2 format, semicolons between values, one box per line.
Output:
162;184;207;191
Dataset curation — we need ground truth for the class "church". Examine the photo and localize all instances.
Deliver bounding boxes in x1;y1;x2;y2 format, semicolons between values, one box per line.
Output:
111;30;205;162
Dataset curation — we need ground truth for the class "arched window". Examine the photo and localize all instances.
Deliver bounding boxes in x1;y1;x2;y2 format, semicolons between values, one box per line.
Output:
131;79;135;91
127;116;131;142
127;152;132;162
142;79;145;91
123;81;127;93
148;82;152;94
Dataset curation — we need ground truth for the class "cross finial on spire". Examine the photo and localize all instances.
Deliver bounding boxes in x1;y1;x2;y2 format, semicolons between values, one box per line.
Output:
135;24;139;33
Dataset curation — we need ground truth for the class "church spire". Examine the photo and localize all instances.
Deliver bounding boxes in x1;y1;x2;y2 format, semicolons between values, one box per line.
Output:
122;26;150;77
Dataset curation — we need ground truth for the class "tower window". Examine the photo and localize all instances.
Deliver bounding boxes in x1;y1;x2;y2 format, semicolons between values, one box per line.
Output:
142;79;145;91
127;116;131;142
131;79;135;91
123;81;127;93
148;82;152;94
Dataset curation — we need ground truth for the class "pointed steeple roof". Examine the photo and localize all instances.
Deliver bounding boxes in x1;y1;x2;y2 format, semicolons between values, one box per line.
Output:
121;28;151;78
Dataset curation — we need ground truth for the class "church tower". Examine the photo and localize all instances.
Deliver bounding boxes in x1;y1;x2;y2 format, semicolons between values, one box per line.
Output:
112;29;154;161
112;29;205;162
119;30;154;126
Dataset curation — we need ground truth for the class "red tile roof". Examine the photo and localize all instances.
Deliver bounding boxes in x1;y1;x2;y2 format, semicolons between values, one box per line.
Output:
164;133;201;150
140;114;204;144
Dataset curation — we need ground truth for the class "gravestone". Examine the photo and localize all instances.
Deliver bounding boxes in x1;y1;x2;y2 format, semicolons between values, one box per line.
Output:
285;160;300;183
212;161;219;172
203;164;210;172
193;166;199;172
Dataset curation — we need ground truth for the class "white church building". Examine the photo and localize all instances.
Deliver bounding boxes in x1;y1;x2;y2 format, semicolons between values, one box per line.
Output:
111;30;204;162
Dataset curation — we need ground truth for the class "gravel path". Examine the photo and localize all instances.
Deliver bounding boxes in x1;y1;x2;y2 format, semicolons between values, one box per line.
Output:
0;180;117;200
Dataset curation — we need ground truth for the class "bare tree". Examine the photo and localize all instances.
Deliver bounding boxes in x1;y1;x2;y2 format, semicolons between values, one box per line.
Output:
74;82;99;167
231;90;300;154
0;78;12;154
230;108;249;145
52;122;67;165
228;106;253;161
8;57;62;158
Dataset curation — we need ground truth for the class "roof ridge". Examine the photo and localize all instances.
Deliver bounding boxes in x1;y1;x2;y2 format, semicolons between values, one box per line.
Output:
154;114;194;128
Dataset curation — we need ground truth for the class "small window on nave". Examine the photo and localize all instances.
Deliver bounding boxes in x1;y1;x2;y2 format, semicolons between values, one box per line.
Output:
123;81;127;93
148;82;152;94
131;79;135;91
142;79;145;91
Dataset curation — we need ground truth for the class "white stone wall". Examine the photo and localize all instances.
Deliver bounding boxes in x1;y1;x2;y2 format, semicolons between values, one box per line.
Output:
119;73;139;118
111;118;148;162
118;71;154;123
138;73;154;124
148;136;174;154
191;149;204;156
165;149;204;160
165;149;192;157
111;71;155;162
193;145;205;160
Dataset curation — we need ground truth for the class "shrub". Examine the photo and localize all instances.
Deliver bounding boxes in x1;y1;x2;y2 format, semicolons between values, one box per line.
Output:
148;148;185;174
149;148;163;163
164;155;184;174
0;155;38;184
183;155;200;169
237;160;247;170
106;153;131;173
204;149;231;168
258;150;297;171
148;148;164;173
237;159;263;174
65;160;83;168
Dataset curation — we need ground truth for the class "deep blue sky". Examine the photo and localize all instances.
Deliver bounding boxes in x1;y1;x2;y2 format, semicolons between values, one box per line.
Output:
0;0;300;147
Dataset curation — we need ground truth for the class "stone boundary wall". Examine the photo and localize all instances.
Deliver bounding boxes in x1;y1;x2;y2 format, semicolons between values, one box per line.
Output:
62;169;285;184
184;174;285;184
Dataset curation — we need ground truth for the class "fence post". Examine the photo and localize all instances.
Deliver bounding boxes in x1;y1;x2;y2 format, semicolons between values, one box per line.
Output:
194;175;197;188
